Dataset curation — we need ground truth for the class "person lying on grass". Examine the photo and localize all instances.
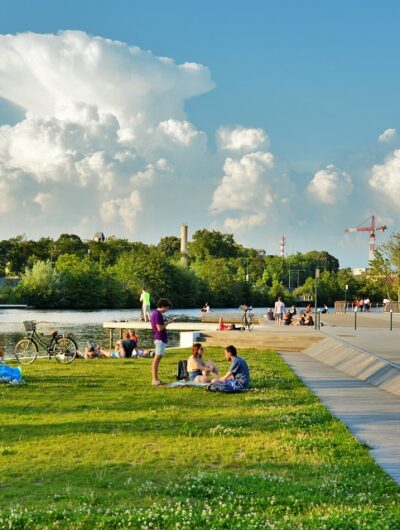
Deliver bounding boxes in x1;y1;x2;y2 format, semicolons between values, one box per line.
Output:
128;329;154;358
112;331;137;358
210;345;250;392
187;343;218;383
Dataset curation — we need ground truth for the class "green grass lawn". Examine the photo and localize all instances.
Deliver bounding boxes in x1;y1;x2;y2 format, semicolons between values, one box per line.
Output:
0;348;399;529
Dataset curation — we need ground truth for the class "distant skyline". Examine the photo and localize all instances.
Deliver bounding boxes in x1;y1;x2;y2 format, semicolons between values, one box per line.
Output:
0;1;399;268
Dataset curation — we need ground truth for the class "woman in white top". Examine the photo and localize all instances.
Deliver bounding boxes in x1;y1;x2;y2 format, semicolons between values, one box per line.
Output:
187;343;218;383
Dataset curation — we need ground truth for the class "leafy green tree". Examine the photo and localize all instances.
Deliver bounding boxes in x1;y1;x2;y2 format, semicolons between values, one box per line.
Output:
54;234;87;257
113;247;175;307
3;236;32;276
369;232;400;300
168;265;202;307
157;236;181;259
16;261;60;308
56;254;107;308
191;257;244;307
269;279;294;305
188;230;240;261
302;250;340;275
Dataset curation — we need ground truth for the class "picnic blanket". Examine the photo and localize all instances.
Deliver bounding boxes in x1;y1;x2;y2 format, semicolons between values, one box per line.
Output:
167;381;210;388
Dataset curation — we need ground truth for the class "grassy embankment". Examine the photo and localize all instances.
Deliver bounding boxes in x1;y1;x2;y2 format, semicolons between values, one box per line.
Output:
0;348;399;529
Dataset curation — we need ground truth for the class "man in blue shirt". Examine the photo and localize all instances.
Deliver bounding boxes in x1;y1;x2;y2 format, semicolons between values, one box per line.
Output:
210;345;250;392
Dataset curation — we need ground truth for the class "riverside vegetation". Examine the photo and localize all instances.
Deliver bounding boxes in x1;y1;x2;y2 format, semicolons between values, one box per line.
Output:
0;348;399;529
1;229;400;309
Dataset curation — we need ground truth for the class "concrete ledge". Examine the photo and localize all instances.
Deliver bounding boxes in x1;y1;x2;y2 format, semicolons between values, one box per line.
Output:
203;331;322;351
303;337;400;398
180;331;201;348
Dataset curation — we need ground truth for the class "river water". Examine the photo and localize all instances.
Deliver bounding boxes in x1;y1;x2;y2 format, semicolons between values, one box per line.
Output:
0;307;267;357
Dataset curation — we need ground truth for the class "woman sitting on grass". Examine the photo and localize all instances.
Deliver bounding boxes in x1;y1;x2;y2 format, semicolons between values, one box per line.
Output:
187;343;218;383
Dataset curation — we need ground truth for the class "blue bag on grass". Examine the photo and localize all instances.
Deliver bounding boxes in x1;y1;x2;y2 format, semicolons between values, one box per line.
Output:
0;365;22;384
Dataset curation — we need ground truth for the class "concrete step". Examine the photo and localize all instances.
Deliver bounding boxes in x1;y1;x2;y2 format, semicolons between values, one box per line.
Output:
303;336;400;398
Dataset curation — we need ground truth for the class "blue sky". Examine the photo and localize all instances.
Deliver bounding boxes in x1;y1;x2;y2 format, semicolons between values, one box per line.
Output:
0;1;399;267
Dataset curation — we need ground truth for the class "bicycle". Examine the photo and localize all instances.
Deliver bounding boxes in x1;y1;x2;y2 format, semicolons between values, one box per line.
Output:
14;321;78;365
240;305;254;332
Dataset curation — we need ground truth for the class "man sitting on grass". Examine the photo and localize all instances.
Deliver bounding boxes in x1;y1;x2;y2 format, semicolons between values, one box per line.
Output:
209;345;250;392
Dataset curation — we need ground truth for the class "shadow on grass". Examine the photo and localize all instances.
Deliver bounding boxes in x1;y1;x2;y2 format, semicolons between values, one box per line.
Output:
0;405;341;442
0;458;397;515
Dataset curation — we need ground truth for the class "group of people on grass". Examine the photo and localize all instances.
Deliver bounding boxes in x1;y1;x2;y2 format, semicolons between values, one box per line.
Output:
82;292;250;391
150;297;250;392
84;329;153;359
265;298;315;326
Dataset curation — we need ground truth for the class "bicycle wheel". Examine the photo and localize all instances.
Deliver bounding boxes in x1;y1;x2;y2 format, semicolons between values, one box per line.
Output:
247;316;254;332
54;336;78;364
240;315;246;332
15;338;38;364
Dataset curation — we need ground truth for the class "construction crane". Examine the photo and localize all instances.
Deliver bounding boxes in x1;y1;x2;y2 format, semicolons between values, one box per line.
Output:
344;215;387;263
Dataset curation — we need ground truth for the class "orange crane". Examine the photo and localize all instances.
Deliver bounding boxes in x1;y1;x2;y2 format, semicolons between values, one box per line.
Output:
344;215;387;263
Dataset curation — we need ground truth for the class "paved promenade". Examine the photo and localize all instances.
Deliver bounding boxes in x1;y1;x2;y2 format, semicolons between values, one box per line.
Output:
278;311;400;485
281;351;400;484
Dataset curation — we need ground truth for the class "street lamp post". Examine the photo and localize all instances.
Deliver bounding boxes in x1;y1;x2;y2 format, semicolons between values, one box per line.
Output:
344;284;348;313
315;268;320;329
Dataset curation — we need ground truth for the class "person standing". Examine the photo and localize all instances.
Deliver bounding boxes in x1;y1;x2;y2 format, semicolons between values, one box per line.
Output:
150;298;172;386
274;297;286;326
140;287;151;322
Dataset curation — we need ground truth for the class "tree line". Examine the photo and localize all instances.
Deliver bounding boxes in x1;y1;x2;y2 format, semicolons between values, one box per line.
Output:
0;230;399;309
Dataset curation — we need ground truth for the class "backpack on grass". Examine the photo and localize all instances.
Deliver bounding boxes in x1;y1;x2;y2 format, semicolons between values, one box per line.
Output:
177;360;189;381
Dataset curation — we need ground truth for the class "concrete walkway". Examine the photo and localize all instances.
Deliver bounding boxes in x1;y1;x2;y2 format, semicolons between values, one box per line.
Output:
280;351;400;485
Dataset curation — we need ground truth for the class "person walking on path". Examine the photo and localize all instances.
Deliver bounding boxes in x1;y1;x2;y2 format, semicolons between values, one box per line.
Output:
150;298;172;386
140;287;151;322
274;297;286;326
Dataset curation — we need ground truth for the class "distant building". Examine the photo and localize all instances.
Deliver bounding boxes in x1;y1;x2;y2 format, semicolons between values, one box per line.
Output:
352;267;368;276
93;232;105;242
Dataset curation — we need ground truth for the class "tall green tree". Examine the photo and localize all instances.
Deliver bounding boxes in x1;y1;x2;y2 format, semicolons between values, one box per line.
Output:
56;254;107;308
370;232;400;300
191;257;244;307
188;230;240;261
157;236;181;259
16;261;60;308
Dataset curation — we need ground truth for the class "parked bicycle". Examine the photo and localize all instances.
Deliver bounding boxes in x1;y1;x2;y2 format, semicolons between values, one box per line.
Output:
240;305;254;332
14;321;78;365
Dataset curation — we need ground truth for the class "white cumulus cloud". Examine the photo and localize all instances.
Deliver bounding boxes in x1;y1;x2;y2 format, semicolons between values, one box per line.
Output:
0;31;214;128
369;149;400;204
210;151;274;214
101;190;142;232
157;119;206;146
0;30;216;237
224;213;267;232
307;164;353;205
217;126;268;152
378;128;396;143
